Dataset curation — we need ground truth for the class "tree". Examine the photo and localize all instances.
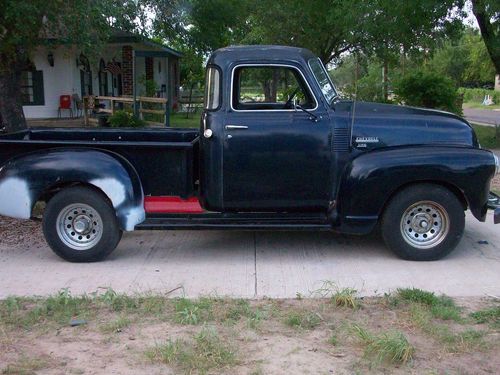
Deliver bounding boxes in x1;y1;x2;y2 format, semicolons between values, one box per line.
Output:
471;0;500;74
0;0;143;132
150;0;251;55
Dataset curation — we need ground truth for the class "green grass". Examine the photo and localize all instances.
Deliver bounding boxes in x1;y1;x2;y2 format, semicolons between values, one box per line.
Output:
284;310;321;330
463;101;500;111
2;355;49;374
350;324;414;364
146;326;237;374
472;124;500;149
396;288;462;321
170;112;200;128
100;315;131;333
408;303;486;352
470;306;500;328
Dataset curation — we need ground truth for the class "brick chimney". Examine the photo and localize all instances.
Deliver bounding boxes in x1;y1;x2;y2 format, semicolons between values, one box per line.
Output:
122;46;133;96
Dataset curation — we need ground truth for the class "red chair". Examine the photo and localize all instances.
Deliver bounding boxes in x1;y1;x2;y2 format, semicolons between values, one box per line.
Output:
58;95;73;118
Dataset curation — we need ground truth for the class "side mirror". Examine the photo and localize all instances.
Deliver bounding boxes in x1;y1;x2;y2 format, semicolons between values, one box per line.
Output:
292;97;299;111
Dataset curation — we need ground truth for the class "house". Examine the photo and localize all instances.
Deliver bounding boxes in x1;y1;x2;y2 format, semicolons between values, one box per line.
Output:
22;30;181;119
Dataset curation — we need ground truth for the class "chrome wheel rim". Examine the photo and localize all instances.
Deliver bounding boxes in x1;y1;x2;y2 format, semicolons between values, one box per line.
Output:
400;201;449;249
56;204;103;250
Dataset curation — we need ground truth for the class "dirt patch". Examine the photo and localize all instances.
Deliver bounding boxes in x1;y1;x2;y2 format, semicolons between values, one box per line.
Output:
0;215;45;249
1;293;499;374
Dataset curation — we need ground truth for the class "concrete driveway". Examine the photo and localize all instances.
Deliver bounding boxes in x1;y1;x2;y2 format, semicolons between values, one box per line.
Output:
1;212;499;299
464;108;500;126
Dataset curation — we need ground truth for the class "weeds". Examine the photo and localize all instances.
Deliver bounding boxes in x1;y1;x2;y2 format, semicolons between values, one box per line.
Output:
284;310;321;330
174;298;214;325
2;355;49;374
100;315;131;333
408;304;486;352
351;324;414;364
396;288;462;321
470;306;500;328
313;281;358;308
146;326;237;374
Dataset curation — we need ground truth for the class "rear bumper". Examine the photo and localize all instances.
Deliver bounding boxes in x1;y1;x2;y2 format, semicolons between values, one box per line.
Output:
495;208;500;224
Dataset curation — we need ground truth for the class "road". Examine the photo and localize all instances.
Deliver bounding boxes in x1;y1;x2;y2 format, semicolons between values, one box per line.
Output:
464;108;500;126
1;211;499;299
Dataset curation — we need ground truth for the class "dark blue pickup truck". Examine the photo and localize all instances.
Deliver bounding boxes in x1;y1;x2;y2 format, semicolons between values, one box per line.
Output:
0;45;498;262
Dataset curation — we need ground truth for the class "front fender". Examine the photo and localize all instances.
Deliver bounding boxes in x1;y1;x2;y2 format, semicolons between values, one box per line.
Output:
0;149;145;231
338;146;495;233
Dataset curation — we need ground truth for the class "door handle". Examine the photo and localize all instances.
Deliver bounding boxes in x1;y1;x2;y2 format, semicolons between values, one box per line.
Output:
225;125;248;130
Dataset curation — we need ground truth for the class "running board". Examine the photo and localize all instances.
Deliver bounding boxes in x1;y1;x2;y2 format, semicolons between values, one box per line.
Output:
135;212;332;231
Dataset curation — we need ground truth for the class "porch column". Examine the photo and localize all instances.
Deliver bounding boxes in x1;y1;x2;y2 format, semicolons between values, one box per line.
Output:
122;45;133;96
495;74;500;92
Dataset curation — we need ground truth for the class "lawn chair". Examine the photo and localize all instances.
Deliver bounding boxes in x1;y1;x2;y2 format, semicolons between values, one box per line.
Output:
72;94;83;118
58;95;73;118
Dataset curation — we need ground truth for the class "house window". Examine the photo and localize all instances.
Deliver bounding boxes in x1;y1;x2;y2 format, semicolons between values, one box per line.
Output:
21;70;44;106
98;59;108;96
79;54;93;97
232;65;315;111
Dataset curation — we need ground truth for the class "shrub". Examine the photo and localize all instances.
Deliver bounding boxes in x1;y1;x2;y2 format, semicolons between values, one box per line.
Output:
108;110;146;128
394;70;461;114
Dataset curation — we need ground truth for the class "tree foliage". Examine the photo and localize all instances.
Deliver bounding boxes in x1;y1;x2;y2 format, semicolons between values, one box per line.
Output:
471;0;500;74
0;0;143;132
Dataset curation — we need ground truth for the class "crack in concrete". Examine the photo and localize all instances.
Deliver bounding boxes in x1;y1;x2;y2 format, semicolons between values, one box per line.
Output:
253;231;257;298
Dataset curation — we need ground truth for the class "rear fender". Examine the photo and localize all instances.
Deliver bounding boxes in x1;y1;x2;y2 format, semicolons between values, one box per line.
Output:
0;149;145;231
338;146;496;233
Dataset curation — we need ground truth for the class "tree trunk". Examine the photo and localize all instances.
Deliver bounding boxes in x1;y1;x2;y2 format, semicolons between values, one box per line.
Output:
383;59;389;102
0;56;27;132
471;0;500;75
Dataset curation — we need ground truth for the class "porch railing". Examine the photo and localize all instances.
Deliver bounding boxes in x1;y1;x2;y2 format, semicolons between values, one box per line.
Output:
83;96;169;127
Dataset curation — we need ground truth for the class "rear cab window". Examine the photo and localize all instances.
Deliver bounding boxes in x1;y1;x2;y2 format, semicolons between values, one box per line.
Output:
204;66;221;110
232;65;316;111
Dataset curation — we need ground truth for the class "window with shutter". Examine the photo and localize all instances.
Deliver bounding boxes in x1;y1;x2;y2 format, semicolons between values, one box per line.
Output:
21;70;45;106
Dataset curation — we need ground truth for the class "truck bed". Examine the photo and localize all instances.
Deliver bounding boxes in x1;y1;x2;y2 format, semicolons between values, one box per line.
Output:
0;127;200;198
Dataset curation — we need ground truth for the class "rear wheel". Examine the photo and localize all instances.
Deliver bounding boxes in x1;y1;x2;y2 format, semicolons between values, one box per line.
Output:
381;184;465;261
43;186;122;262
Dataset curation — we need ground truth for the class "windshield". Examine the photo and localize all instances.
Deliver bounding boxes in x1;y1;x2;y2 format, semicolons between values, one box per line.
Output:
309;58;338;104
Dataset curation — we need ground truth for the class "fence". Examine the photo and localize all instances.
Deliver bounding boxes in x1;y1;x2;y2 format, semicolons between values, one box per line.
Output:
83;96;169;126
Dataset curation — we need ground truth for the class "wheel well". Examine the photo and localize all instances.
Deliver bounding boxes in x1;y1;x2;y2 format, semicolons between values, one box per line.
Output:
33;182;114;216
379;181;468;217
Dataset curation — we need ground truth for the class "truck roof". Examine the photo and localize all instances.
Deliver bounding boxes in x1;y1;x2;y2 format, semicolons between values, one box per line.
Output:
207;45;318;68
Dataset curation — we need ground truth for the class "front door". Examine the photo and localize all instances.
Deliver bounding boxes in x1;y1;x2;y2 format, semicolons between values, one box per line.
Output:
222;64;332;211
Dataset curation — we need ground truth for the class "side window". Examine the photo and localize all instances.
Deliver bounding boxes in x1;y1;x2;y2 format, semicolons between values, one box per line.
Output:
233;66;315;110
204;66;220;110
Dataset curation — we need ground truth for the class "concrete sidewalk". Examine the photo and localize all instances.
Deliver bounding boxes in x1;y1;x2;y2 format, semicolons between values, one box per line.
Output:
1;212;499;299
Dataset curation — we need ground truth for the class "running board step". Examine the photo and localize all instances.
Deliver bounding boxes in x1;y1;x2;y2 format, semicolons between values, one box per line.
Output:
136;213;331;230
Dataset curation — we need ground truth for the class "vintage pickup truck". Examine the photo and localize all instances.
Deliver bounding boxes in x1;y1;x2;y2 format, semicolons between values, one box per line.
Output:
0;45;498;262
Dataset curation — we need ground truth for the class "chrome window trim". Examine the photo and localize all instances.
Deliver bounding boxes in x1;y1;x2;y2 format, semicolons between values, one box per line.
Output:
230;63;319;112
308;58;338;104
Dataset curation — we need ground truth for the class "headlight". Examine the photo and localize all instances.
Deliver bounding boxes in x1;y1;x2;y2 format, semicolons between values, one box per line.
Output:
494;153;499;175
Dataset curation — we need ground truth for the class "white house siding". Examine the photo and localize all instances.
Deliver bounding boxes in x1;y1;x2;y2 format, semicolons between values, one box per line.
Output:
23;47;75;119
23;43;174;119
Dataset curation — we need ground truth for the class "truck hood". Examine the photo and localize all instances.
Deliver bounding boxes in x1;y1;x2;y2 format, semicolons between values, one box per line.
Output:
341;101;478;151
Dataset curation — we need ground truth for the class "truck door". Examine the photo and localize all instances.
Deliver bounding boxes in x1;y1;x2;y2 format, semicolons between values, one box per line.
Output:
222;64;332;211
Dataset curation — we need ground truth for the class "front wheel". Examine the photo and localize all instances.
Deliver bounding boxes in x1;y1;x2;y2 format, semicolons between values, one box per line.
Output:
381;184;465;261
43;186;122;262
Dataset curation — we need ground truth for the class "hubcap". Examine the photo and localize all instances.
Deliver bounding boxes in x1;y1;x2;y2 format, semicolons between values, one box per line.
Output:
56;204;103;250
400;201;449;249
